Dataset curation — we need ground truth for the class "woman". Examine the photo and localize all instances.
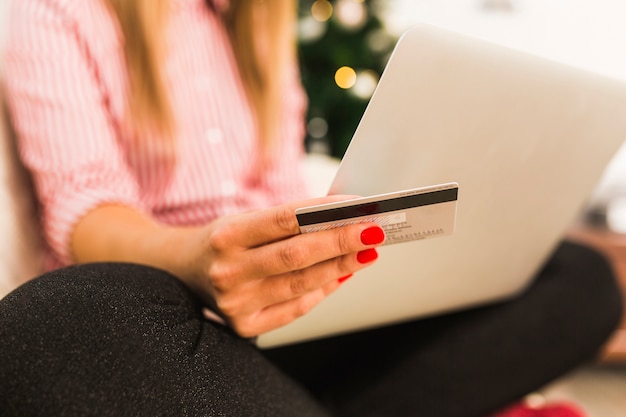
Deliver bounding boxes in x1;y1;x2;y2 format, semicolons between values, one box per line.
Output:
0;0;621;416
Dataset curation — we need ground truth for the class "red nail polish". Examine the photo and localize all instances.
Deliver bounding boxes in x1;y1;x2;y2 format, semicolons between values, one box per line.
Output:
361;226;385;245
357;248;378;264
338;274;353;283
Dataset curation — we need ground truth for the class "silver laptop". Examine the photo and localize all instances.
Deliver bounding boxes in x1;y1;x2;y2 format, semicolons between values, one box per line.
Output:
256;23;626;348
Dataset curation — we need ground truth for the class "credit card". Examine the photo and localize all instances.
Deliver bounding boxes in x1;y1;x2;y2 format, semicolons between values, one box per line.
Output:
296;182;458;245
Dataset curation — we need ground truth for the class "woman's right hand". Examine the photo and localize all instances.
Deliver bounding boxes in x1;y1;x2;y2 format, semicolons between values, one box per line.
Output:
177;196;385;338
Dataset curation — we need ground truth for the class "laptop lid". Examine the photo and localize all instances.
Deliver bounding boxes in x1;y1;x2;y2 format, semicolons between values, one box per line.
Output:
256;23;626;348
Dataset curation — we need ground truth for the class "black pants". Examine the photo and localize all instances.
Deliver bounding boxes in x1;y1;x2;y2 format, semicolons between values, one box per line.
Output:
0;241;622;417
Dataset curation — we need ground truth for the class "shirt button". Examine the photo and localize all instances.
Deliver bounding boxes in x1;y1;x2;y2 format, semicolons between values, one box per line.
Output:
221;180;237;196
206;128;223;144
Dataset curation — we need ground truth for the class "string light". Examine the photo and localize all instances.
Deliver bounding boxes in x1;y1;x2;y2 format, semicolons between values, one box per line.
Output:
367;28;395;53
311;0;333;22
298;15;327;43
307;117;329;139
334;66;357;89
351;69;379;99
334;0;367;31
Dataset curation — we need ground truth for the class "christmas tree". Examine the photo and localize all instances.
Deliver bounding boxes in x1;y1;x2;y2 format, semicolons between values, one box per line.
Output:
298;0;398;158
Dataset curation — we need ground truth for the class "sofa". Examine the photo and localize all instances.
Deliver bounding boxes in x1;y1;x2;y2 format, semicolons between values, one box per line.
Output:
0;96;44;299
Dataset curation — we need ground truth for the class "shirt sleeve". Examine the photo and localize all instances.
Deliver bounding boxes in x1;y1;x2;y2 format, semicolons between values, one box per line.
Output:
258;64;312;205
2;1;143;266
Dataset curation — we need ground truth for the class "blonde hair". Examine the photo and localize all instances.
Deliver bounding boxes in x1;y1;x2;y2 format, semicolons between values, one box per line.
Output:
105;0;297;148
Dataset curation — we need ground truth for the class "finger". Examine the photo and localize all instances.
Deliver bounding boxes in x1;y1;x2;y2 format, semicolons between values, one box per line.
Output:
251;249;378;311
231;283;341;338
223;195;361;249
239;222;384;279
222;247;377;316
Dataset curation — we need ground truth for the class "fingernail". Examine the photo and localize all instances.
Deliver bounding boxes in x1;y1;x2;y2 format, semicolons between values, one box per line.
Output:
357;248;378;264
338;274;353;283
360;226;385;245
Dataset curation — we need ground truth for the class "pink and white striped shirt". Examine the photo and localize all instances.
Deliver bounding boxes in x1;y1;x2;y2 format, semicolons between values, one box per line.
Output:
3;0;310;270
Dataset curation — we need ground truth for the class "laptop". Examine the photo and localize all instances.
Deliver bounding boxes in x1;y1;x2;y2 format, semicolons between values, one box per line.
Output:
256;23;626;348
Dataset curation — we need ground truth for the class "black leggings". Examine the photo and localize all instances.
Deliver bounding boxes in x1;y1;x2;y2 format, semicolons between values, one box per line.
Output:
0;241;622;417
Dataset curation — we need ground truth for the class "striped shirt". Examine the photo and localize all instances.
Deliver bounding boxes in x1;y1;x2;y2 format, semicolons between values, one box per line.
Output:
3;0;310;270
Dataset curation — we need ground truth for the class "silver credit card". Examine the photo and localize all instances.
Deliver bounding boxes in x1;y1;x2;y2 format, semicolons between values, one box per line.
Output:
296;182;458;245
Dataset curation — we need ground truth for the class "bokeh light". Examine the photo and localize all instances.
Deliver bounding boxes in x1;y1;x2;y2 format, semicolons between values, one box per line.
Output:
298;15;327;43
311;0;333;22
307;117;329;139
351;69;379;99
334;66;357;89
366;28;395;53
334;0;368;31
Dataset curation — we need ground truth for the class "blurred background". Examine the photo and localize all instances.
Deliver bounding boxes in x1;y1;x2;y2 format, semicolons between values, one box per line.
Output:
297;0;626;159
297;0;626;232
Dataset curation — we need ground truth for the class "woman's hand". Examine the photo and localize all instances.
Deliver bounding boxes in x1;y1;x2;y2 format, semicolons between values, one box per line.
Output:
179;196;385;338
71;197;384;338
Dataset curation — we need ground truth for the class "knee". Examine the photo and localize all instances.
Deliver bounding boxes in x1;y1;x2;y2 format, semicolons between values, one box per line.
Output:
569;241;622;318
0;262;203;352
5;261;195;305
0;263;207;414
549;241;623;348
